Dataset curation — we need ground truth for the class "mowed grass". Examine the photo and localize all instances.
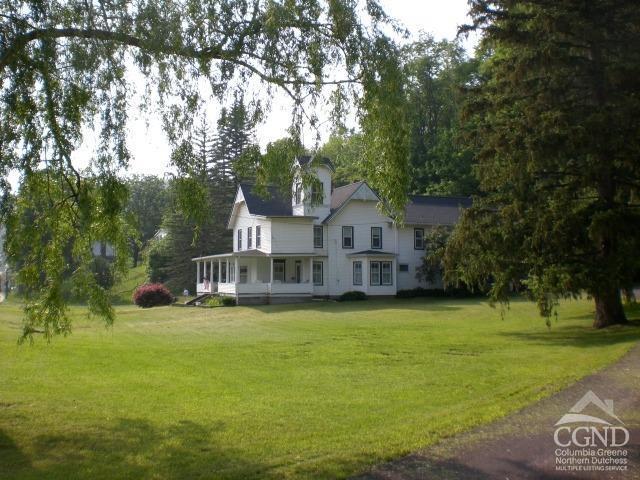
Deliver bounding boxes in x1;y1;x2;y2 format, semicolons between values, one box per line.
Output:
0;298;638;479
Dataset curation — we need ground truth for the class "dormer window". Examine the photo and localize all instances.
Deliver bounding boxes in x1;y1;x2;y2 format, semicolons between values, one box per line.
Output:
311;181;323;204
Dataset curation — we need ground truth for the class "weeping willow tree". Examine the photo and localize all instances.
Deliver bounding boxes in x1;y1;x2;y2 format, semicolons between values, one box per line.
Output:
0;0;410;340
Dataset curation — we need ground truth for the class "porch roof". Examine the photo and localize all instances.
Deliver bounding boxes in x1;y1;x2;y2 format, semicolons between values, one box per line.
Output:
192;250;319;261
346;250;397;257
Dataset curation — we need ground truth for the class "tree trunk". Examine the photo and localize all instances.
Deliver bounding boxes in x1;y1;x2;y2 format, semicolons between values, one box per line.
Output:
593;286;628;329
132;245;139;268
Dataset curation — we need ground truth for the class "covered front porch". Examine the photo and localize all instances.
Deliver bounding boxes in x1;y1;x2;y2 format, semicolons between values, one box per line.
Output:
193;251;319;302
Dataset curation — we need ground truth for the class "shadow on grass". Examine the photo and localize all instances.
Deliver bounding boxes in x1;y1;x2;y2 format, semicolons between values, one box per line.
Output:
499;317;640;349
243;297;476;316
0;418;378;480
1;419;279;480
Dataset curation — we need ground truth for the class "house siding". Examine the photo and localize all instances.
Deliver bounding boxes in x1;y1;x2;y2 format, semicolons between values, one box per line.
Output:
270;219;314;254
230;203;272;253
325;200;397;297
396;225;443;290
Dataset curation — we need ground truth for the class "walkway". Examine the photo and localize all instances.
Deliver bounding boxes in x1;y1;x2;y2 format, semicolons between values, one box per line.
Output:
356;343;640;479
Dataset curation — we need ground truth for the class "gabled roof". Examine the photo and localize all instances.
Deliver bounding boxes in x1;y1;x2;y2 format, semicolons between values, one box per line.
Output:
323;181;381;224
296;155;334;172
404;195;472;225
239;183;292;216
330;181;365;210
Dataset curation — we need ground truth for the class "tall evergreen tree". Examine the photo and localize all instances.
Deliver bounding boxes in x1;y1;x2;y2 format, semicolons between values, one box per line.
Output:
152;100;259;294
211;95;257;183
445;0;640;328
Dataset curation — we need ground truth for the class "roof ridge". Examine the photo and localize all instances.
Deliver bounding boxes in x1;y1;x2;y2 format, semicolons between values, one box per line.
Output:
409;193;472;200
333;180;364;190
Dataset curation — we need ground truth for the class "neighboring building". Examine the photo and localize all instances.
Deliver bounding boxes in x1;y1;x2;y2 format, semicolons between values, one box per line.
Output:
91;241;115;259
193;156;470;303
151;228;168;242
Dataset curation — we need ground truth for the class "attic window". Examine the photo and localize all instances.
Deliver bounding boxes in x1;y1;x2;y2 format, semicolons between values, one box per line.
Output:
311;182;323;204
294;181;302;204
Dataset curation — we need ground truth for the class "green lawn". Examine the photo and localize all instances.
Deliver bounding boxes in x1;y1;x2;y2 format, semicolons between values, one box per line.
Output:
0;298;638;479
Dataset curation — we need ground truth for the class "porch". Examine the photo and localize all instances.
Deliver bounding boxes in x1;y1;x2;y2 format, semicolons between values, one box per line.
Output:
193;251;320;301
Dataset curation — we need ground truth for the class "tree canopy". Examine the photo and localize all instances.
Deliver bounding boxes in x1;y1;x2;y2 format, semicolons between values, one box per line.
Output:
445;0;640;328
1;0;409;340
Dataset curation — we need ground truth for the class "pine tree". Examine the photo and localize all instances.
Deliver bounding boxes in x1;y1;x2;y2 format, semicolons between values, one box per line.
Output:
445;0;640;328
211;95;257;183
152;99;259;293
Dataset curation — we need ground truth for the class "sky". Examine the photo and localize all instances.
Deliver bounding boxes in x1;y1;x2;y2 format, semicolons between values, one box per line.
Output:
78;0;479;179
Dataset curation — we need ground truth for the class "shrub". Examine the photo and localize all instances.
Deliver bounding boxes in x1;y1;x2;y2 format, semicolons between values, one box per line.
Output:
338;291;367;301
396;287;480;299
133;283;174;308
220;296;236;306
203;296;236;307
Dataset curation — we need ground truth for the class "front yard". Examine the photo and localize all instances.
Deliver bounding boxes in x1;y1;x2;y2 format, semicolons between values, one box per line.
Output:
1;298;638;479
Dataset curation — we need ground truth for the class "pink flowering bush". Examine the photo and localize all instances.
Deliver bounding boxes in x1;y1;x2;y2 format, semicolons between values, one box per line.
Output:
132;283;174;308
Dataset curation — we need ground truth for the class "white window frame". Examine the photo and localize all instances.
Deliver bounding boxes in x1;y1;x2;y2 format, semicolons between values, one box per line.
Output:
369;261;381;285
247;226;252;249
313;261;323;285
313;225;323;248
237;229;242;250
342;226;354;249
381;261;393;285
371;226;382;249
229;261;236;283
353;261;363;286
256;225;261;248
294;181;302;204
414;228;425;250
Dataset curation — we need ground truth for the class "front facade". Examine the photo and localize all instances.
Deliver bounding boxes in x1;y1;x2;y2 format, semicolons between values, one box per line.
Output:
193;156;470;304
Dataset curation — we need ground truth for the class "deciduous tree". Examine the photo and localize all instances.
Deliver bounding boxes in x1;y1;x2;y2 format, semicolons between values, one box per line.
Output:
1;0;408;339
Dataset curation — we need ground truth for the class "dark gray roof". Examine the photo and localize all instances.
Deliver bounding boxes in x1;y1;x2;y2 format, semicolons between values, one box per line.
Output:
240;183;292;216
330;181;365;210
404;195;471;225
296;155;335;171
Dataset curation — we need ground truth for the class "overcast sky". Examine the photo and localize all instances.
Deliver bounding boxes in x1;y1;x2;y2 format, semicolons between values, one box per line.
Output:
80;0;478;179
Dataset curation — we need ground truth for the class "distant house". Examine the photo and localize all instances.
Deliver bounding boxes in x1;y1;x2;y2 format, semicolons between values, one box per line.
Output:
193;156;470;304
151;228;168;242
91;241;115;259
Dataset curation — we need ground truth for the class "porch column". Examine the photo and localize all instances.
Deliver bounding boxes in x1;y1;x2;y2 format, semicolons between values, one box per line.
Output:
308;257;313;284
218;260;222;283
210;260;214;285
226;260;229;283
235;258;240;284
196;261;200;285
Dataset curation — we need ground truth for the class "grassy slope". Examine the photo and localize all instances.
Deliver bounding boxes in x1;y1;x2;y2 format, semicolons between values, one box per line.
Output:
0;298;638;479
110;264;148;304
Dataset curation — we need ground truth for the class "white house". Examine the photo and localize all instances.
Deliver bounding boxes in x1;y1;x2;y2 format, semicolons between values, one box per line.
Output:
192;156;470;304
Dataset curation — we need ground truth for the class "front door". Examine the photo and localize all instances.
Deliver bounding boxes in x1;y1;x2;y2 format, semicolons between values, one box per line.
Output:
295;261;302;283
